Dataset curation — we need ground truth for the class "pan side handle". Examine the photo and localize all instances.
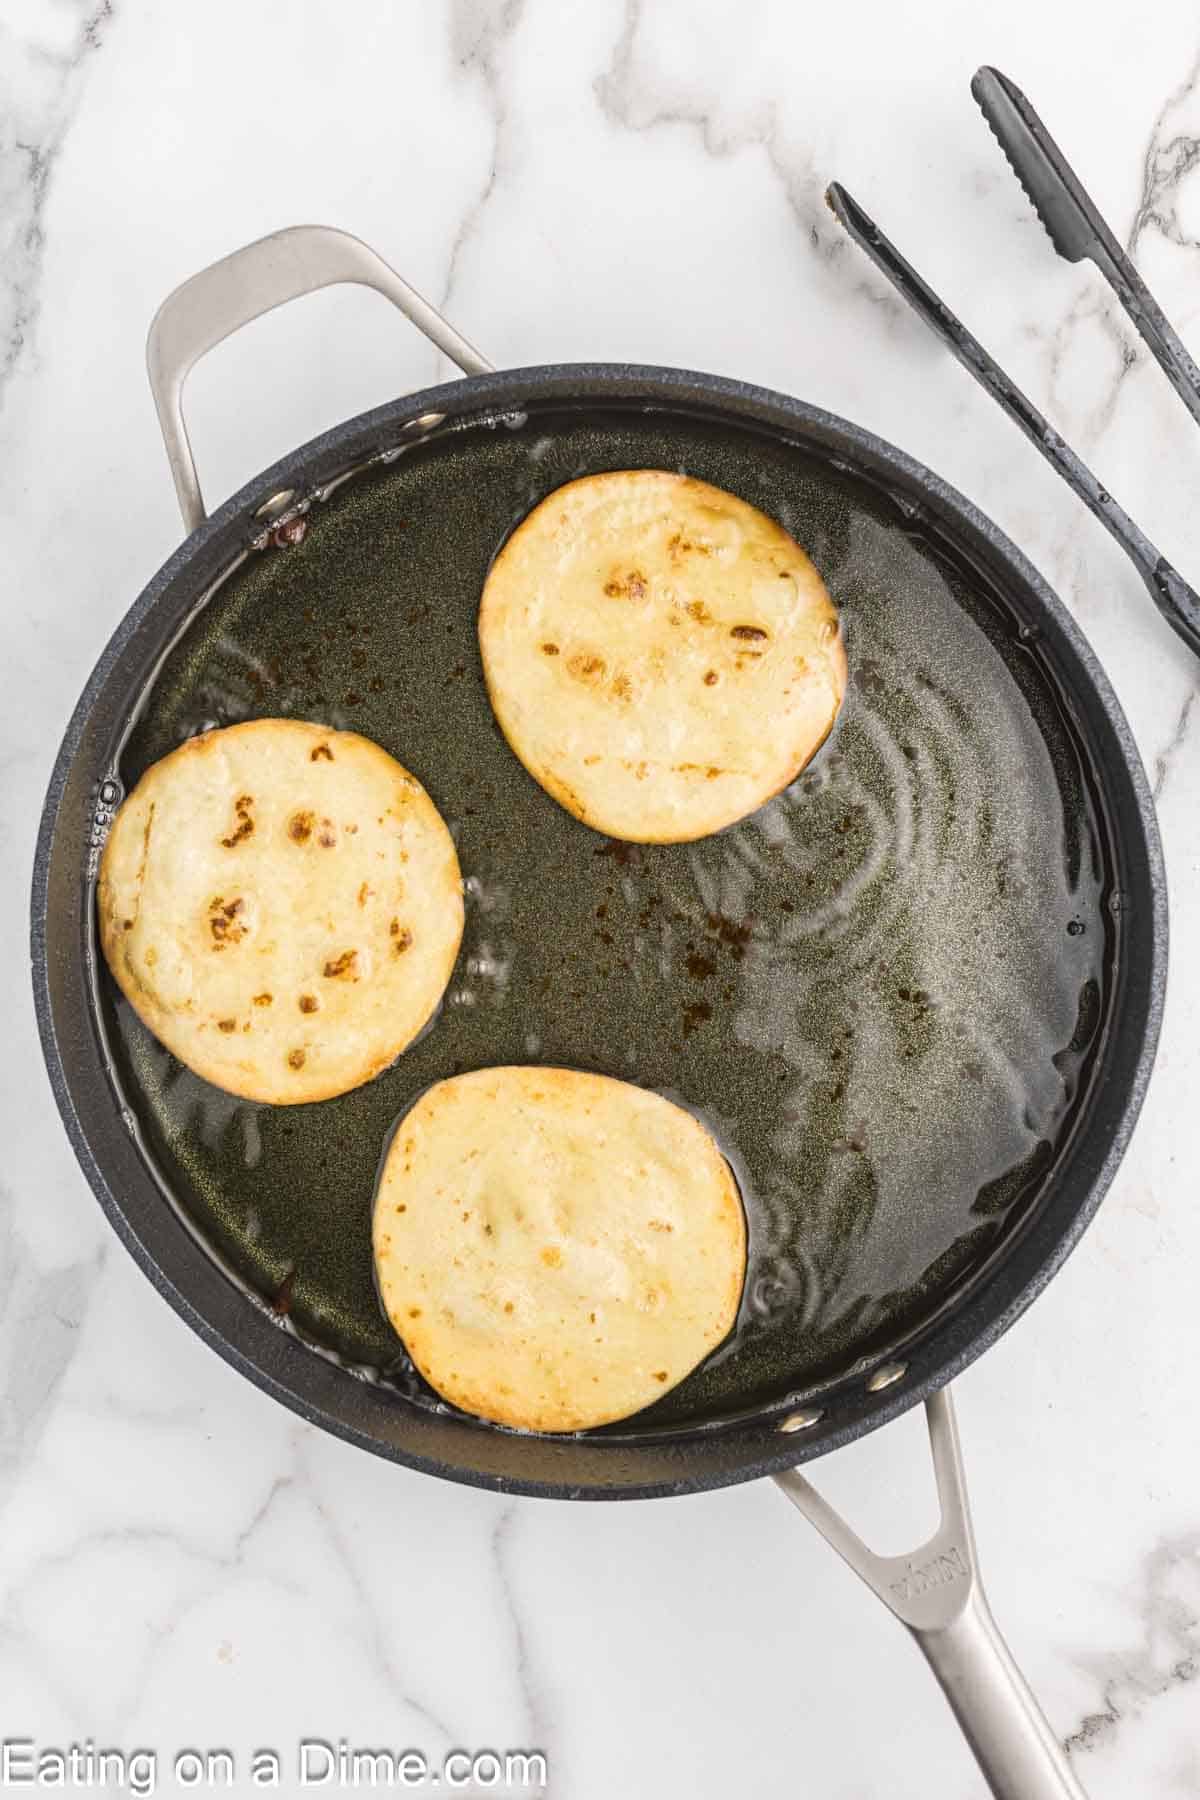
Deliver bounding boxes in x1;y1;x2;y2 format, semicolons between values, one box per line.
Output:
775;1387;1086;1800
146;225;493;532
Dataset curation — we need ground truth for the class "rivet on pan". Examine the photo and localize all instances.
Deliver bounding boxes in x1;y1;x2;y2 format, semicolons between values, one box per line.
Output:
866;1361;907;1393
403;411;446;432
254;488;297;522
778;1407;824;1433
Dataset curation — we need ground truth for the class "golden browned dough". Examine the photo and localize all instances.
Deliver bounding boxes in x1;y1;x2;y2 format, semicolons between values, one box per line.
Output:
373;1066;747;1432
97;719;464;1104
478;470;847;842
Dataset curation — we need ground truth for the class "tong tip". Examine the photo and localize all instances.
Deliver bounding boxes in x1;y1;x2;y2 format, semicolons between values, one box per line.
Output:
970;64;1017;104
969;62;1095;265
824;182;875;245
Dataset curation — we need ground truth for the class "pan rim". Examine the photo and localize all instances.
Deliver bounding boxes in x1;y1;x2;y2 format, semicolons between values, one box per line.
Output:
31;361;1167;1498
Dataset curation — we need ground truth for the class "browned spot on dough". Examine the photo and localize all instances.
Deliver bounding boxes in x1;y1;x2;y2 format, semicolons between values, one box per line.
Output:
357;882;371;906
648;1219;674;1232
686;600;712;624
288;810;314;843
316;818;337;848
541;642;560;656
287;1048;306;1070
567;651;606;684
393;927;413;956
653;1370;669;1382
611;672;633;701
541;1246;563;1268
703;669;718;685
122;918;134;931
253;992;272;1006
503;1301;514;1313
310;743;334;761
323;949;358;979
208;895;247;948
603;570;647;600
706;766;721;779
668;532;711;561
731;624;768;640
217;1018;236;1033
408;1307;422;1319
220;794;255;848
298;994;318;1013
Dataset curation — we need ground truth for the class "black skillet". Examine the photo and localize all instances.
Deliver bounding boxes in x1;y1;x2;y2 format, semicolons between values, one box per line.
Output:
32;225;1164;1800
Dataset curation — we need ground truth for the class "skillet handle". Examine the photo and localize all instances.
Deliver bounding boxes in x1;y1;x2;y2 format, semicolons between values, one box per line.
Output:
774;1388;1086;1800
146;224;493;532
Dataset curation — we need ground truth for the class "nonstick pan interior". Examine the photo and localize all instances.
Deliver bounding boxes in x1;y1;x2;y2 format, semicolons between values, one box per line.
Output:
95;397;1112;1438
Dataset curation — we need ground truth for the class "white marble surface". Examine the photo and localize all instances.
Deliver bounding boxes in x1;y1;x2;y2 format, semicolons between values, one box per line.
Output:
4;2;1200;1795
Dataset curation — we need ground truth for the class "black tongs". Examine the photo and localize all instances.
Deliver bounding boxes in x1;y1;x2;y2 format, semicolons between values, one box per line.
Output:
827;65;1200;663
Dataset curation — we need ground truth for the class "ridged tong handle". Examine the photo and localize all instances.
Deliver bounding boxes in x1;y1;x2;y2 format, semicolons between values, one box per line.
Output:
972;65;1200;431
825;181;1200;664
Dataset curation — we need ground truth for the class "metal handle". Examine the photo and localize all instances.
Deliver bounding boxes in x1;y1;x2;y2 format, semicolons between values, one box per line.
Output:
146;224;494;531
775;1388;1086;1800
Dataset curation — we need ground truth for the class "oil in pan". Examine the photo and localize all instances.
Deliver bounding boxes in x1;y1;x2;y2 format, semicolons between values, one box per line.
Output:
95;400;1111;1432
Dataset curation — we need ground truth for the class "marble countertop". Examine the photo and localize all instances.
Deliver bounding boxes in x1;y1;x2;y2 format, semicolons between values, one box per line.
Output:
5;2;1200;1795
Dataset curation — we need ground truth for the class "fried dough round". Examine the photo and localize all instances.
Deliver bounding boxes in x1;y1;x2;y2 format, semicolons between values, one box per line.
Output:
373;1066;746;1432
97;719;464;1104
478;470;847;842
